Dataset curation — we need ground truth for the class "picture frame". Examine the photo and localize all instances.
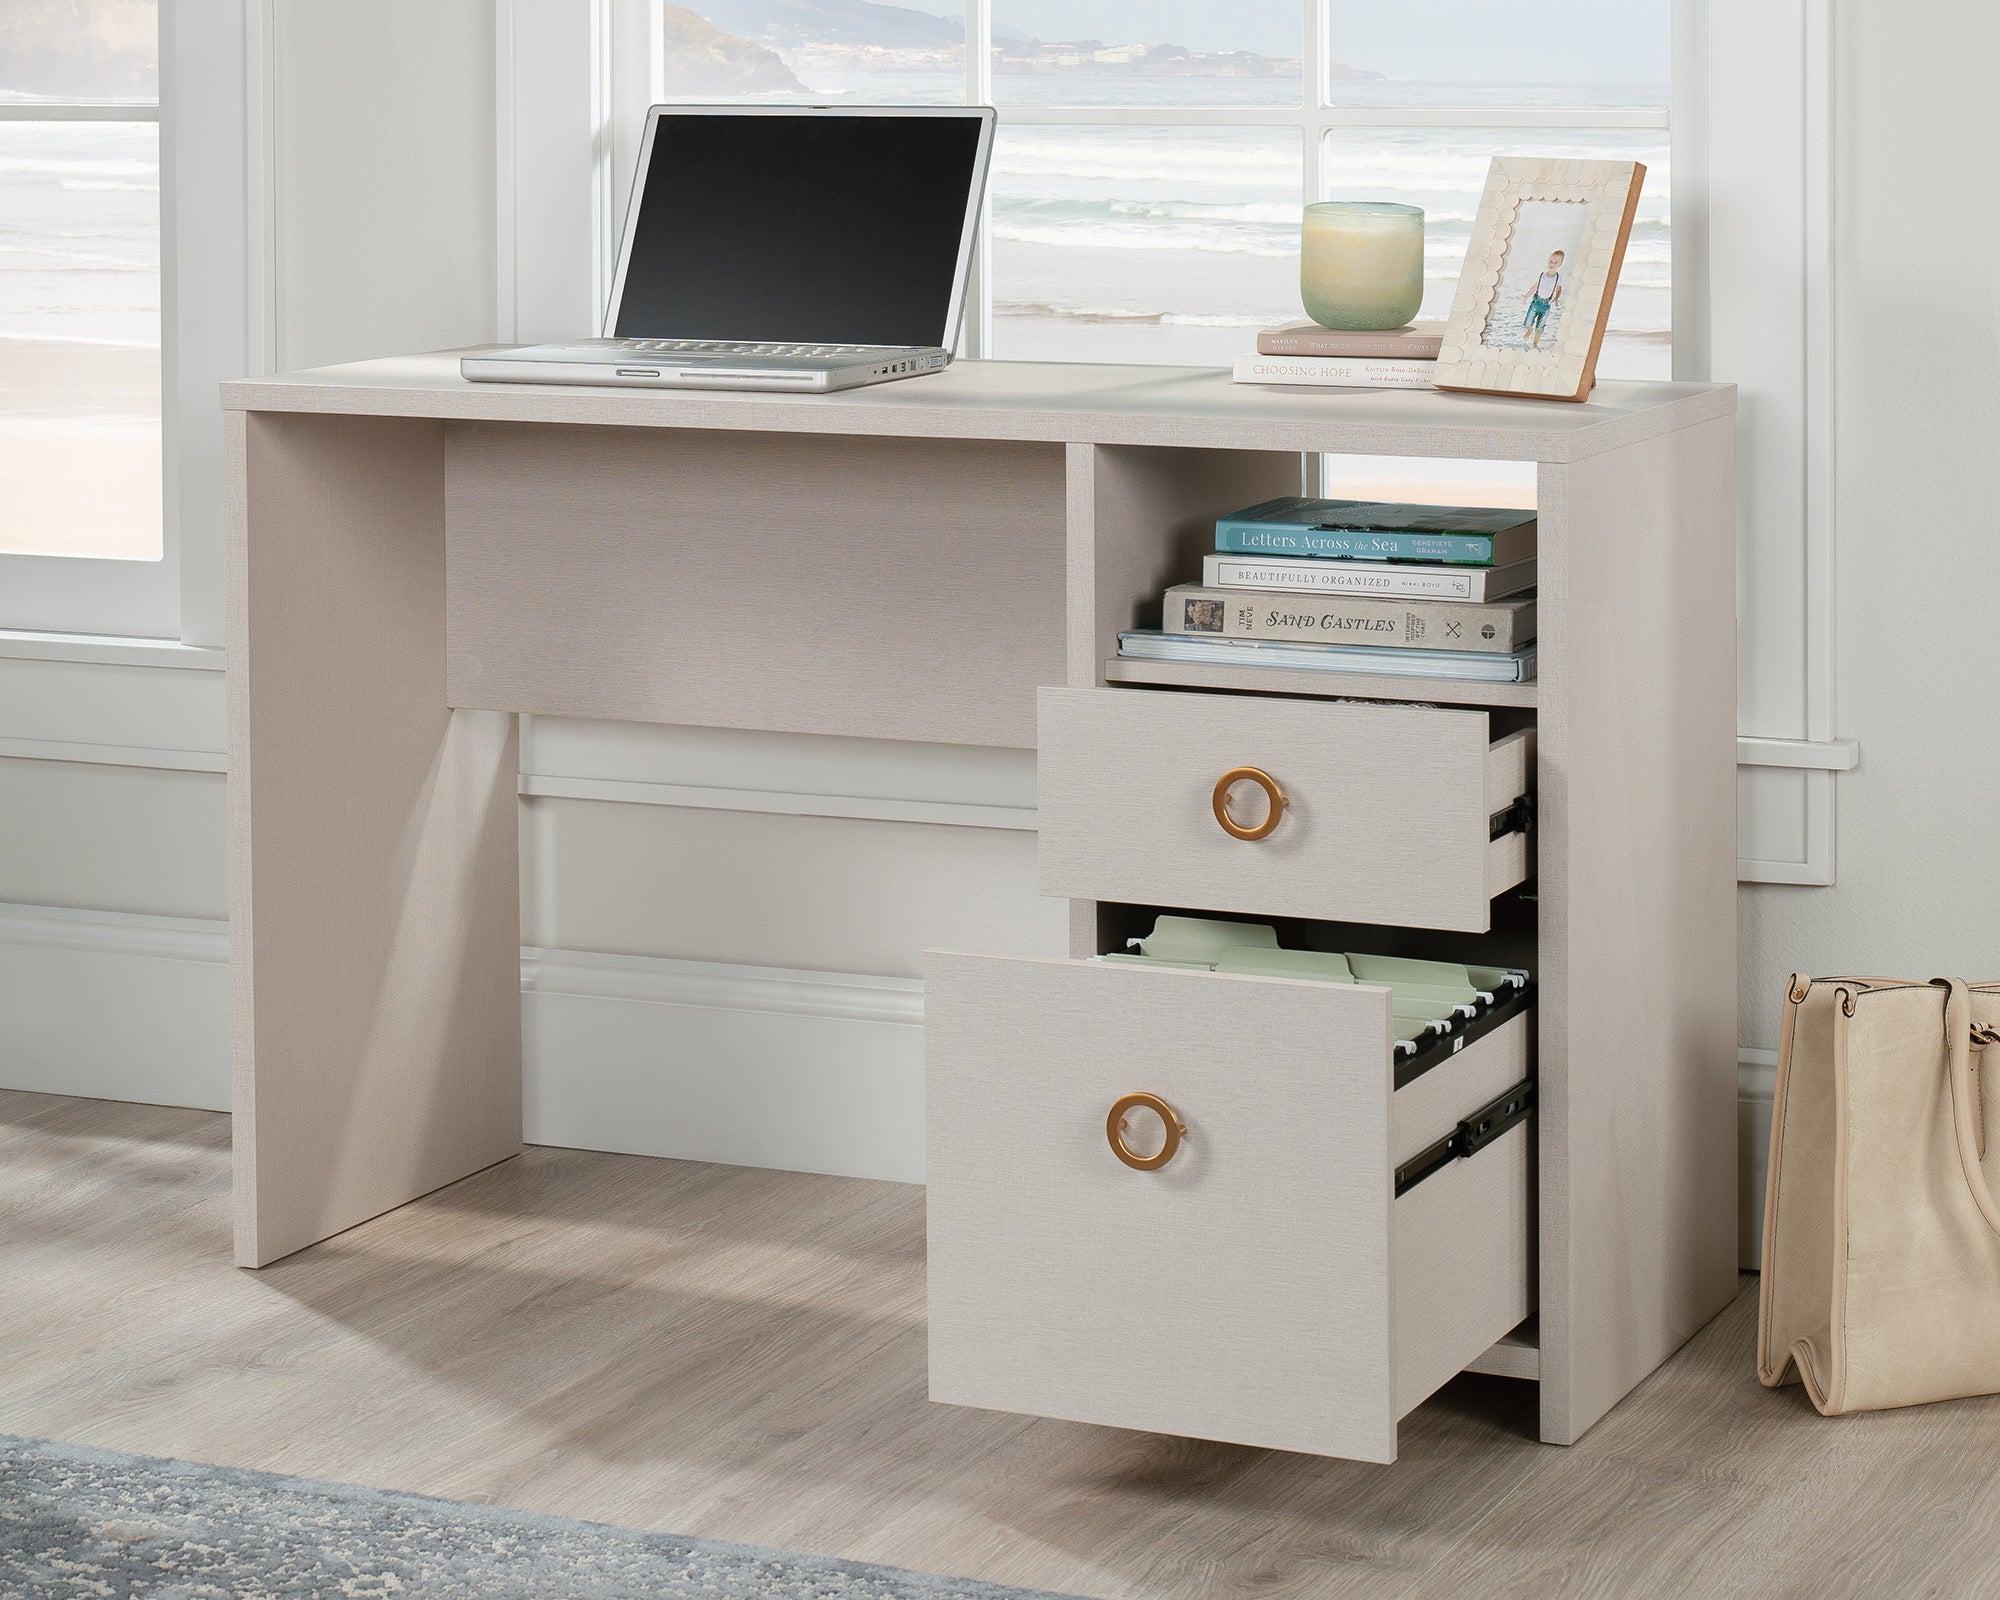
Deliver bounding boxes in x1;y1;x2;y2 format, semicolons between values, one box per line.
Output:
1432;157;1647;403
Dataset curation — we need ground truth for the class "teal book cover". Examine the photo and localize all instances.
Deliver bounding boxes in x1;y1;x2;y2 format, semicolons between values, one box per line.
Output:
1214;496;1537;567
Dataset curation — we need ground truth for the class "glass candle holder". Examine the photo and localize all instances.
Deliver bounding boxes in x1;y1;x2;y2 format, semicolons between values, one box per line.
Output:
1300;202;1425;332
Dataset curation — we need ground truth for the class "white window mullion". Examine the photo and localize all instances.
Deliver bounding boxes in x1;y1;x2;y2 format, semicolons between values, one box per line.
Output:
963;0;992;358
995;105;1665;131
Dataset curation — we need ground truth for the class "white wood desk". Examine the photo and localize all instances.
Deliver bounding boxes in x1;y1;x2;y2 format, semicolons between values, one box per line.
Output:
221;354;1738;1452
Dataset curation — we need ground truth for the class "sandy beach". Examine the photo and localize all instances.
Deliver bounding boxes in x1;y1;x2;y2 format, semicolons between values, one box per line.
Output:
0;335;161;561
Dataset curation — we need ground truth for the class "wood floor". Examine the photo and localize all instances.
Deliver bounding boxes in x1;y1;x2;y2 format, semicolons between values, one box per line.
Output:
4;1088;1996;1600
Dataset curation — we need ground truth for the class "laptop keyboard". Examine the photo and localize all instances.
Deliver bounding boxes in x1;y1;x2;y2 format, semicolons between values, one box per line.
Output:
619;338;888;358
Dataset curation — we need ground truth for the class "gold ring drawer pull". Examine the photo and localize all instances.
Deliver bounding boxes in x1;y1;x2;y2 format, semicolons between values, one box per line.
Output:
1212;766;1287;842
1107;1092;1187;1171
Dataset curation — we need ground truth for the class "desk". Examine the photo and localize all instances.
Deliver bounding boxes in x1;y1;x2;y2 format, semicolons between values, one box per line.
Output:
222;354;1738;1452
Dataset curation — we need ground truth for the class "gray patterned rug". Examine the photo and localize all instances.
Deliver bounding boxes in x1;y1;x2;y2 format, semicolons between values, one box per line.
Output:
0;1434;1081;1599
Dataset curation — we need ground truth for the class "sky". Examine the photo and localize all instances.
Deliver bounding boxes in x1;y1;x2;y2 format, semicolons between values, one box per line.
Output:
899;0;1669;82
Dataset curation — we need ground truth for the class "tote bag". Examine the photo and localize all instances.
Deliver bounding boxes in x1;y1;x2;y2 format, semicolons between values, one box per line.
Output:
1759;976;2000;1413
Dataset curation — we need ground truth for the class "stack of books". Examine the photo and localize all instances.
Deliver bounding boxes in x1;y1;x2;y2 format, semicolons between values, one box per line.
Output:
1118;495;1539;684
1231;319;1443;390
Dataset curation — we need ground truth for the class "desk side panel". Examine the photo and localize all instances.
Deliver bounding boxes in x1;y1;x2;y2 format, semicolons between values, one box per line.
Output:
443;424;1066;748
1066;442;1302;688
1534;412;1740;1441
226;411;522;1267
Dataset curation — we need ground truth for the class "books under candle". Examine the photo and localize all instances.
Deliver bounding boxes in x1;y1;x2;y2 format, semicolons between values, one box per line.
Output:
1119;494;1541;686
1233;354;1436;390
1256;319;1447;360
1233;319;1446;390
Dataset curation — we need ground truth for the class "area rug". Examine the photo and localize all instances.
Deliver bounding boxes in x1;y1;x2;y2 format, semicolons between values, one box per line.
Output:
0;1434;1081;1599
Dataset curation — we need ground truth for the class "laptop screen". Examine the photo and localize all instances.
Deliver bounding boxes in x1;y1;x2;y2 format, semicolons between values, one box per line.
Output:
611;110;990;349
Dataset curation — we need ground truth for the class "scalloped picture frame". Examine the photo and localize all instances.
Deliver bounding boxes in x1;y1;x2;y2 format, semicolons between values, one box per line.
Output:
1433;157;1647;403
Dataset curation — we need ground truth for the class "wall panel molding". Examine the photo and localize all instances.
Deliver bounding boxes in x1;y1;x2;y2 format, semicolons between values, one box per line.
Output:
0;658;1851;884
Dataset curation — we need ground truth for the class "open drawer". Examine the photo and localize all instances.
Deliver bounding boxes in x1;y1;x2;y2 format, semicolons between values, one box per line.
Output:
1037;686;1533;933
924;950;1534;1463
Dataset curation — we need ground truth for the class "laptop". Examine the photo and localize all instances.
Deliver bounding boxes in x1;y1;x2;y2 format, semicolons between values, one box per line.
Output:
463;104;996;393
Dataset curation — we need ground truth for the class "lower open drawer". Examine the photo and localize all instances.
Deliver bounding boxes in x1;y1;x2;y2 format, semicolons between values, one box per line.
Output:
924;951;1534;1463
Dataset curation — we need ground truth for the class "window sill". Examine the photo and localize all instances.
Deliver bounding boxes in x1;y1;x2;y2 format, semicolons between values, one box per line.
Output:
0;629;224;672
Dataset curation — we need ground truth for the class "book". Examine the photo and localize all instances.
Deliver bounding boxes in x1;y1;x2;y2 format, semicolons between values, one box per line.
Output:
1203;552;1538;602
1214;497;1536;567
1117;630;1537;684
1256;318;1447;360
1232;354;1434;390
1163;584;1536;654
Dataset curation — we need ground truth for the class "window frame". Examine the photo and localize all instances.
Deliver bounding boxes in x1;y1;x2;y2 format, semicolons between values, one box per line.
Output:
0;0;265;646
591;0;1674;364
0;91;173;634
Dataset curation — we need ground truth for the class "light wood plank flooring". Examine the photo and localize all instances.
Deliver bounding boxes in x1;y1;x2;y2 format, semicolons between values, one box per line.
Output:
3;1088;1993;1599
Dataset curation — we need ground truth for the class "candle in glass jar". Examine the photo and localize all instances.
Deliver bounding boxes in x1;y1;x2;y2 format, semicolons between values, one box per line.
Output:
1300;202;1425;332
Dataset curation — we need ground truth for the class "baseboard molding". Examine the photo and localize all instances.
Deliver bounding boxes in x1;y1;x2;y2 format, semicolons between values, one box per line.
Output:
0;663;1847;886
1739;1046;1777;1269
520;944;925;1182
0;901;925;1183
0;900;1774;1251
0;902;232;1110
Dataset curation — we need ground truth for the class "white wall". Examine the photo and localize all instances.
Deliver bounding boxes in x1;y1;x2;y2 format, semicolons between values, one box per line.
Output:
1738;0;2000;1030
270;0;498;370
6;0;1994;1257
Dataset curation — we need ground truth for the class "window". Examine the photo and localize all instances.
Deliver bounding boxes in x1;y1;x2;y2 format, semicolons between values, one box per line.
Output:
528;2;1844;880
1;3;162;573
627;0;1668;377
1;1;260;644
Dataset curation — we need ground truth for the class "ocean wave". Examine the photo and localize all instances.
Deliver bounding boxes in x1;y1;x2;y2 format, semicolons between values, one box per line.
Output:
995;298;1672;336
989;201;1670;282
1160;312;1270;327
993;194;1668;234
998;196;1296;226
0;156;156;180
1108;199;1303;224
992;301;1274;327
0;244;154;270
0;328;161;350
997;148;1300;186
59;178;156;193
993;220;1294;257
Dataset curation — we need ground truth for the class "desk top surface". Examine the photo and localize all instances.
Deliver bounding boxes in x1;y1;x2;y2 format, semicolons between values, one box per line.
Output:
224;352;1733;464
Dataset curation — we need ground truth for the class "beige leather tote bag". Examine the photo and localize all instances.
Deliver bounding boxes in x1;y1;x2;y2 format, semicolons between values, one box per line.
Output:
1760;976;2000;1413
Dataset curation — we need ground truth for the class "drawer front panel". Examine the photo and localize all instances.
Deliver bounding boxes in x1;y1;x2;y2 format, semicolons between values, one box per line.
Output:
1037;687;1531;932
926;952;1400;1461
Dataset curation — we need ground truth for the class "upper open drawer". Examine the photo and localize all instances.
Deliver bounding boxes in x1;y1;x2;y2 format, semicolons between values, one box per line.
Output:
1037;687;1533;932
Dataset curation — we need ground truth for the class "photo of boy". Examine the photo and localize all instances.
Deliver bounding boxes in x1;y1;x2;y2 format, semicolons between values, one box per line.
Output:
1479;198;1590;354
1524;250;1564;348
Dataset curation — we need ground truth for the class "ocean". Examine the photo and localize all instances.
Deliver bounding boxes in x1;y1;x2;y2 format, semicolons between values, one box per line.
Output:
1;78;1669;376
0;115;160;353
728;67;1672;376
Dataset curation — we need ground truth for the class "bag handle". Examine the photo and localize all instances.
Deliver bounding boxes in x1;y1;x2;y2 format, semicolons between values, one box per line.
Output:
1941;977;2000;1241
